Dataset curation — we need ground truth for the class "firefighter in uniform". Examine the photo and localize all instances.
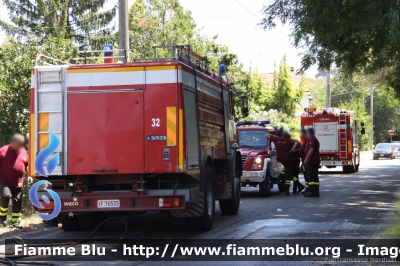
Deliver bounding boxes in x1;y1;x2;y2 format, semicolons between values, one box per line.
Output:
303;128;321;197
266;131;298;196
283;132;305;194
0;134;31;228
292;129;308;194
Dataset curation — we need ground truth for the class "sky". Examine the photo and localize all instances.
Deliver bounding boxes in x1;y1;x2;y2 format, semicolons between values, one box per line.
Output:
0;0;318;77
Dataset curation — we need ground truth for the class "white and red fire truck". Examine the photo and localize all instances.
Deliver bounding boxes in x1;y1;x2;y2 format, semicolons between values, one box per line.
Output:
236;121;284;197
29;45;244;231
301;106;365;173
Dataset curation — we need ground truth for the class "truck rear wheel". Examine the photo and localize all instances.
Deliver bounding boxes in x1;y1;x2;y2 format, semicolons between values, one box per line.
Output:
277;181;285;192
219;177;241;215
343;165;355;174
78;212;108;231
259;171;271;197
57;214;81;231
190;165;215;230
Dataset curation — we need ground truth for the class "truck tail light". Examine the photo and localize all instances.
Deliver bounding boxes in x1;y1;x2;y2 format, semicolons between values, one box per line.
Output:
251;156;263;170
159;198;180;208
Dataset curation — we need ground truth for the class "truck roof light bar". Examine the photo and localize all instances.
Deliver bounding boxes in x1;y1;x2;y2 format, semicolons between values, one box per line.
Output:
236;120;270;126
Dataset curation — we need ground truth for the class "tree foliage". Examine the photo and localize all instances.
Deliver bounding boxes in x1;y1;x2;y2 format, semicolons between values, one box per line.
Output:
0;0;116;48
129;0;196;58
329;71;400;147
338;98;372;151
260;0;400;95
271;56;303;116
0;36;76;146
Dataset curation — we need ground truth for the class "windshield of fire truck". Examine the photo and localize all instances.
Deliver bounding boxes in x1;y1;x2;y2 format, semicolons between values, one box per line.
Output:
238;130;268;150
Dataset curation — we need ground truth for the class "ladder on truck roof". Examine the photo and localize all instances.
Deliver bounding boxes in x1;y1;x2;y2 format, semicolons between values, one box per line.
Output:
338;114;348;159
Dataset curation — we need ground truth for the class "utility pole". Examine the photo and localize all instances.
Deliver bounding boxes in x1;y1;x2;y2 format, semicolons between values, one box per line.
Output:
326;66;331;108
370;87;375;150
119;0;129;63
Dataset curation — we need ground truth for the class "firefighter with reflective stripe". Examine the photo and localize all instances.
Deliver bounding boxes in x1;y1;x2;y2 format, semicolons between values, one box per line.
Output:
283;132;305;194
266;131;299;196
0;134;32;228
303;128;321;197
292;129;309;194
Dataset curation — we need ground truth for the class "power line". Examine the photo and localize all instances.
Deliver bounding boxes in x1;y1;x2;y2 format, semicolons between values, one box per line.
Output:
195;15;249;20
233;0;287;35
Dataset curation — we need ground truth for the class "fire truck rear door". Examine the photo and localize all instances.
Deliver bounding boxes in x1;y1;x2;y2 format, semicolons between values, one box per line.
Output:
314;122;338;152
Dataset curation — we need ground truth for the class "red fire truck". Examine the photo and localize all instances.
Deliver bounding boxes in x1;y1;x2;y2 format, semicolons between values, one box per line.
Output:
29;45;244;230
301;107;365;173
236;121;284;196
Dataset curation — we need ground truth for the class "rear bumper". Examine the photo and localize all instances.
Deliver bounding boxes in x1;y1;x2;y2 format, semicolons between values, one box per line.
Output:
36;188;199;213
374;153;393;158
321;160;353;166
241;170;266;183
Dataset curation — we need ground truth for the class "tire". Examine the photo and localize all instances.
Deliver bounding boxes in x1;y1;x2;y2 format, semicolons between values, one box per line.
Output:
219;177;241;215
355;165;359;172
190;165;215;230
168;214;191;230
343;165;355;174
78;212;108;231
277;181;285;192
259;170;271;197
57;214;81;231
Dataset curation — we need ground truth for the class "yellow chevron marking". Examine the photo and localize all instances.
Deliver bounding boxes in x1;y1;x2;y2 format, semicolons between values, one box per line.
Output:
167;107;177;146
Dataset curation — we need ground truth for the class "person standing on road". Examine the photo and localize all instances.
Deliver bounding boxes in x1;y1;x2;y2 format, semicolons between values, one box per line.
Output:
291;129;308;194
266;131;299;196
283;132;305;194
303;128;321;197
0;134;31;228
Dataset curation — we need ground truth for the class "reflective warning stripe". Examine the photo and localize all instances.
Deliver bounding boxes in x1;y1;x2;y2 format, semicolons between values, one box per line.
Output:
39;113;49;150
11;213;20;222
178;109;184;169
39;113;49;132
167;107;177;146
0;207;8;216
29;114;35;176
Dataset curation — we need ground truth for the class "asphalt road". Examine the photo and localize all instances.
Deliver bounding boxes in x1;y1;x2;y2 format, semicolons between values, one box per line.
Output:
2;152;400;265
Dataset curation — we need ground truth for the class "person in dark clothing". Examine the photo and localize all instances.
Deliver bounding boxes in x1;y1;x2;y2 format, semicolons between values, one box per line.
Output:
303;128;321;197
292;129;309;194
0;134;31;228
282;132;305;194
266;131;299;196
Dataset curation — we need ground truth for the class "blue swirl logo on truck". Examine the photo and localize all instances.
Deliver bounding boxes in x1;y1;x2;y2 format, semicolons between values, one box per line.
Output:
29;131;62;220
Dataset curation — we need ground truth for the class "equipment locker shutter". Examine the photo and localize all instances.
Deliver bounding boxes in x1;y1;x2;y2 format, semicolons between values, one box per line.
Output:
35;67;65;175
183;88;200;169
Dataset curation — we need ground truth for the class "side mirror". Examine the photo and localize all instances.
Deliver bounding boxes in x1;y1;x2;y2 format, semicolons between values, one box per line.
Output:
241;95;249;117
361;128;366;135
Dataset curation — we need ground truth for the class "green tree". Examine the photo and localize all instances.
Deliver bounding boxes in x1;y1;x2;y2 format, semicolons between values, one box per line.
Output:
272;56;301;116
0;0;116;48
260;0;400;95
339;98;372;151
368;88;400;144
129;0;196;58
301;76;326;108
0;36;77;146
